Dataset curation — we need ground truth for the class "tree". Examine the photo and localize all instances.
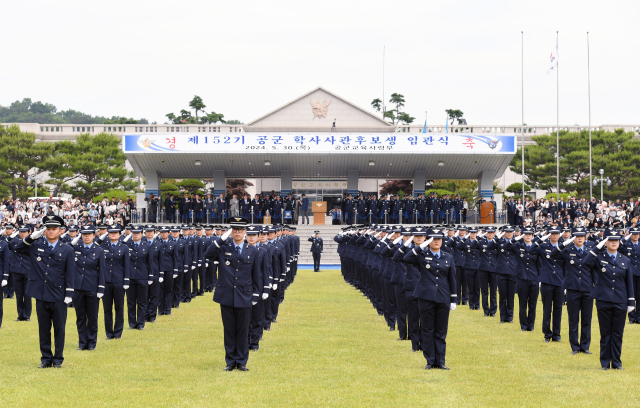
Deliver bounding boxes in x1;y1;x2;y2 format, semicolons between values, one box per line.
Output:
506;182;530;194
201;111;226;124
178;179;206;194
396;112;415;125
509;129;640;199
431;179;478;204
225;119;243;124
379;180;413;197
369;93;414;124
226;179;254;197
189;96;206;120
0;124;56;199
371;98;382;115
445;109;464;125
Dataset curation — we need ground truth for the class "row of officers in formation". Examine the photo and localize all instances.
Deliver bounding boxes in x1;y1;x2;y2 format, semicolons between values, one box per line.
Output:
0;216;300;371
334;223;638;370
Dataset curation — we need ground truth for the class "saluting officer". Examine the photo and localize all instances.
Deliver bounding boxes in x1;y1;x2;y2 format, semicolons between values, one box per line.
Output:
73;225;106;351
169;226;187;308
309;231;323;272
143;225;162;323
204;217;261;371
101;224;130;340
506;226;539;332
403;227;457;370
535;226;565;342
125;225;157;330
15;215;76;368
0;226;12;328
157;226;178;316
621;227;640;324
456;227;481;310
8;226;32;321
246;225;269;351
492;226;518;323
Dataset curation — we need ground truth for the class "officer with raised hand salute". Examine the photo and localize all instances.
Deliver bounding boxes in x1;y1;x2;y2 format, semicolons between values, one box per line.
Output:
506;226;540;332
101;225;130;340
204;217;261;372
125;225;157;330
8;226;32;322
15;215;75;368
309;231;323;272
73;225;106;351
534;226;565;342
621;226;640;324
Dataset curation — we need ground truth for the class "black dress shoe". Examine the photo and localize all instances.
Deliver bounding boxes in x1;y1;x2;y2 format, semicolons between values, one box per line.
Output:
425;364;433;370
544;339;550;343
552;339;562;342
249;346;259;351
439;365;450;370
581;350;592;355
571;351;579;355
87;347;96;351
25;318;30;321
397;337;407;341
388;327;395;331
37;363;52;368
462;301;468;305
52;363;62;368
76;347;85;351
236;364;249;371
500;321;505;324
527;329;534;332
489;313;495;317
224;365;235;371
137;327;145;330
484;313;490;317
411;348;420;352
613;366;623;370
601;367;609;370
271;318;277;323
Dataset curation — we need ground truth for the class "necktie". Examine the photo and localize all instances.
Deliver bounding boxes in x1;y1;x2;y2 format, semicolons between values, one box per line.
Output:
49;245;54;251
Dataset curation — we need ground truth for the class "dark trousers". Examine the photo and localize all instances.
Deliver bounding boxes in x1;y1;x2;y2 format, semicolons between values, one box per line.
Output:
205;263;217;291
35;299;67;365
418;299;450;366
127;279;148;329
250;297;264;347
394;283;408;339
496;274;516;322
406;294;421;350
14;273;32;320
566;289;593;352
516;279;538;331
191;265;200;296
383;277;397;328
271;281;284;318
312;253;321;271
103;282;125;339
146;280;160;321
4;270;14;297
220;305;251;366
540;283;563;340
74;290;99;349
159;273;174;315
465;269;480;309
630;276;640;323
479;270;497;314
596;300;627;369
455;265;467;304
197;263;206;294
172;272;183;307
183;270;193;301
300;213;309;224
0;293;2;328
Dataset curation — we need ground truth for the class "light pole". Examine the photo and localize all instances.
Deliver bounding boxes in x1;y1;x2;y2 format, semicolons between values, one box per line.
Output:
28;168;44;198
593;168;611;203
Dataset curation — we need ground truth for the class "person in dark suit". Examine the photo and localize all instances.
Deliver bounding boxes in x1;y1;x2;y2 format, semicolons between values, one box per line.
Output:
124;225;157;330
204;217;260;371
8;226;32;321
402;227;457;370
308;231;323;272
100;225;130;340
165;195;175;223
15;215;76;368
621;227;640;323
144;194;159;223
216;194;227;223
299;194;309;225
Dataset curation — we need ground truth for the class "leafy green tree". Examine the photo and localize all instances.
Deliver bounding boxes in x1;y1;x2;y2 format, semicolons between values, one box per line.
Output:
178;179;205;194
379;180;413;196
371;98;382;113
445;109;464;125
506;182;530;194
431;179;477;204
226;179;254;197
201;111;226;124
225;119;243;125
397;112;415;125
0;124;56;199
189;96;206;121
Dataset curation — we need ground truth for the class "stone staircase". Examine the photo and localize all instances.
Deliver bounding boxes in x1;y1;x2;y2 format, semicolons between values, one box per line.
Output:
295;216;343;266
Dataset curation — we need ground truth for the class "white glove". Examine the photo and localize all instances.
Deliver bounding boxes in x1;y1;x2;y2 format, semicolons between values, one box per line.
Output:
31;228;45;240
561;236;576;247
404;236;414;247
393;236;403;245
262;293;269;300
539;282;541;288
173;274;177;278
71;236;80;245
287;267;290;272
153;232;159;240
628;306;635;313
60;231;68;238
221;228;232;241
273;284;278;290
97;293;104;299
450;303;456;311
0;229;5;236
214;261;219;265
252;301;257;306
420;238;434;250
540;233;551;242
478;232;486;238
463;233;470;240
100;232;108;241
596;237;608;250
11;231;19;238
191;266;196;270
123;234;132;242
514;235;524;241
198;263;201;267
64;296;72;304
206;263;209;267
564;289;567;295
1;280;7;287
159;277;164;283
184;269;188;273
148;280;153;285
374;232;382;238
123;285;129;290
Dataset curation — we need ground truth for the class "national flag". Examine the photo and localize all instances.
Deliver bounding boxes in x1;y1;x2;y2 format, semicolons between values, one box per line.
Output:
547;37;558;74
423;119;427;133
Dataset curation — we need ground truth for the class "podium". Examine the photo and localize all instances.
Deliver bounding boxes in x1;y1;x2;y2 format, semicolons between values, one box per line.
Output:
480;202;495;224
312;201;327;225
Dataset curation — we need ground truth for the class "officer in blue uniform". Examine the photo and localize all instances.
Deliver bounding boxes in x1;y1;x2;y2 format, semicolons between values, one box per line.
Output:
101;224;130;339
493;226;518;323
403;227;457;370
169;225;187;307
143;224;163;323
586;229;635;370
8;226;32;321
16;215;75;368
158;226;178;316
3;224;17;299
535;226;565;342
125;225;157;330
247;225;269;351
73;225;106;350
621;227;640;323
309;231;323;272
474;226;498;317
0;226;12;327
506;226;539;332
204;217;261;371
456;227;481;310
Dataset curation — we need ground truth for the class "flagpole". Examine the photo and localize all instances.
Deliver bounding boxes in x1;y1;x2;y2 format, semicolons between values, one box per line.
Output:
556;31;560;202
521;31;525;201
587;32;593;200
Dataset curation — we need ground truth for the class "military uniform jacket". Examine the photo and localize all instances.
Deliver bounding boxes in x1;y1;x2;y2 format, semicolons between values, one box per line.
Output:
621;240;640;276
505;241;539;282
0;240;10;282
173;238;187;271
473;237;497;272
16;237;76;302
159;239;179;276
73;243;106;295
8;236;31;275
125;240;158;281
393;244;420;293
403;247;457;304
143;238;164;281
204;237;260;308
273;239;288;282
101;240;131;286
456;238;481;270
181;235;193;270
255;244;271;294
493;238;518;276
585;251;635;307
533;241;564;287
550;244;596;293
381;241;406;285
309;237;323;253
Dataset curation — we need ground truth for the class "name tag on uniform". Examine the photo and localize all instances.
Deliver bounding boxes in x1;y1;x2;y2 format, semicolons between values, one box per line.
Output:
225;252;232;256
425;257;432;260
601;261;608;264
569;254;576;257
38;248;44;252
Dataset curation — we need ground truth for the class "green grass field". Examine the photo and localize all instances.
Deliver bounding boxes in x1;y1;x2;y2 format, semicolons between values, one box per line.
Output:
1;269;639;407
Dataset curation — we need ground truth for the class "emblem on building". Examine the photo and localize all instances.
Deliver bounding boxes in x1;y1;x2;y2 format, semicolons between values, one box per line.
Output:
310;99;331;119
